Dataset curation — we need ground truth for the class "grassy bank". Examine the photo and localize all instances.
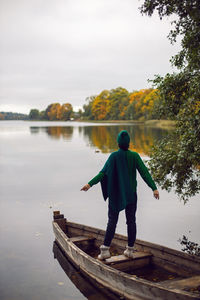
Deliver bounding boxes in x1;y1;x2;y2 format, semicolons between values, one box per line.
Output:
80;119;176;128
144;120;176;128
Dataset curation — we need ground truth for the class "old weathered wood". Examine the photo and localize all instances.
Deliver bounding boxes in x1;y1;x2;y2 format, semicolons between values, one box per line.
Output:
69;236;96;243
53;211;60;216
53;212;200;300
162;276;200;290
105;252;152;265
54;214;64;220
103;253;152;272
53;211;66;233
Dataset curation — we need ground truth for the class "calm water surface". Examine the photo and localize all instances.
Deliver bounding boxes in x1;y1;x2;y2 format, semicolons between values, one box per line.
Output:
0;121;199;300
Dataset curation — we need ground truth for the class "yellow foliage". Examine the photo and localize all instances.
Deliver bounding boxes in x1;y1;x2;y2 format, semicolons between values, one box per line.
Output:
91;90;111;120
129;89;159;119
88;125;156;155
47;102;73;120
47;103;61;120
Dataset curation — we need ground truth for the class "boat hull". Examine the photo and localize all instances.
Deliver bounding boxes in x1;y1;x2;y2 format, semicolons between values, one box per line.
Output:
53;218;200;300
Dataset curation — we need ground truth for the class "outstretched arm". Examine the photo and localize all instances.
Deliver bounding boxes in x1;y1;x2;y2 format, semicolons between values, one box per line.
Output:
81;184;91;191
80;172;105;192
136;153;159;199
153;189;159;199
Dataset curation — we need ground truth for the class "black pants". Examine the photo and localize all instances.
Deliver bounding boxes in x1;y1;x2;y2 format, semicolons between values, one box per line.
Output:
104;194;137;247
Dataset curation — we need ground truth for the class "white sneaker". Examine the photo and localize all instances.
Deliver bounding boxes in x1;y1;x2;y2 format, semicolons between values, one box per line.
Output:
98;245;111;260
124;246;135;258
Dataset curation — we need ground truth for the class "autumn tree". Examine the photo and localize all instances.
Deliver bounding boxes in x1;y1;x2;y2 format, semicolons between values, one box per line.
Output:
45;103;61;120
140;0;200;200
91;90;111;120
109;87;130;120
141;89;160;120
0;113;5;120
83;87;159;121
126;89;153;120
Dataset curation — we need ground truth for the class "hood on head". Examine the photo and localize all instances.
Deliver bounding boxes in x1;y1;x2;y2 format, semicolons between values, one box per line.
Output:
117;130;130;150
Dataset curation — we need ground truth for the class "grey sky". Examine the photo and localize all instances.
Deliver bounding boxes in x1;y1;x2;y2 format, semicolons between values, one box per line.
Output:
0;0;179;113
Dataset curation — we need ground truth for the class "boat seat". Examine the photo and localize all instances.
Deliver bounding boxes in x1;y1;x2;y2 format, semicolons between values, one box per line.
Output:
102;252;152;271
105;252;152;265
69;236;96;243
161;275;200;290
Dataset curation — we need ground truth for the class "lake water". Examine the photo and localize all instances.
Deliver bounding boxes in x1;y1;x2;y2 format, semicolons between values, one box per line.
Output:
0;121;199;300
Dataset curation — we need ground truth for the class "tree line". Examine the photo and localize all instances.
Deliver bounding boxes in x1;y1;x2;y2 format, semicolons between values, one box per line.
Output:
28;88;162;122
29;102;78;121
82;87;161;121
0;112;29;120
1;88;162;122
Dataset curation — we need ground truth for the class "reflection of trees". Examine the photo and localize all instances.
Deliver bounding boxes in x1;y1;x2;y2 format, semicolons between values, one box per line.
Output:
30;126;73;140
30;125;170;156
30;127;40;134
82;125;169;155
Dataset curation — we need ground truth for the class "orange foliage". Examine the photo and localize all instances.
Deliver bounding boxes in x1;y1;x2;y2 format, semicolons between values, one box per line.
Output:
47;103;73;121
128;89;159;119
84;87;159;121
91;90;111;120
47;103;61;120
0;113;4;120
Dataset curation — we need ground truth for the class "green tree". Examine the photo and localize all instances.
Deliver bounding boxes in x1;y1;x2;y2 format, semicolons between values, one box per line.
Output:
60;103;73;120
140;0;200;71
39;110;46;120
82;96;95;120
29;109;40;120
140;0;200;201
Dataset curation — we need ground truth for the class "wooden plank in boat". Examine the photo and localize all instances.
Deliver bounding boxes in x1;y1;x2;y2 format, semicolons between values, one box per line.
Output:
162;275;200;290
69;236;96;243
104;252;152;265
100;252;152;272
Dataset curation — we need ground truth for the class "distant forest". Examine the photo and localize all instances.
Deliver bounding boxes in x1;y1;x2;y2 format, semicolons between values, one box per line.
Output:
28;103;76;121
0;86;166;121
29;87;164;122
0;112;29;120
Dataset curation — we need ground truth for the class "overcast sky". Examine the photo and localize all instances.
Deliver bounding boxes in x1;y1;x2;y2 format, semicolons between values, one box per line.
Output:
0;0;180;113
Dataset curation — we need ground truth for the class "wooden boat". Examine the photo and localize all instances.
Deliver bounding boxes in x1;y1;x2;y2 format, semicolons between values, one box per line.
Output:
52;211;200;300
53;241;119;300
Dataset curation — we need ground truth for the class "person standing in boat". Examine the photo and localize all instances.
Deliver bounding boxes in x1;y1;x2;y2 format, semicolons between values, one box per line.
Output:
81;130;159;260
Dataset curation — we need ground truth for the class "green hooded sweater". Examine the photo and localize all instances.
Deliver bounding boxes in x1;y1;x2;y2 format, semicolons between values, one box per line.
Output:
88;130;157;212
88;149;157;212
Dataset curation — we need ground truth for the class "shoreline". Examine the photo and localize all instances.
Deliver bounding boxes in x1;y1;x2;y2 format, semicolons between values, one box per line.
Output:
0;119;176;128
78;119;176;128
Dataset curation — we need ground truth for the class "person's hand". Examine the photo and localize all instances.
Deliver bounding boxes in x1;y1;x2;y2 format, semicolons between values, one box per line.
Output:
153;190;159;200
81;184;91;191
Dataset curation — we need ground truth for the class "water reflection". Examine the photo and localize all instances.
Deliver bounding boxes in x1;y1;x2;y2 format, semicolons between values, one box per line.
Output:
81;125;169;155
30;124;170;155
30;126;73;140
0;121;199;300
53;242;118;300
